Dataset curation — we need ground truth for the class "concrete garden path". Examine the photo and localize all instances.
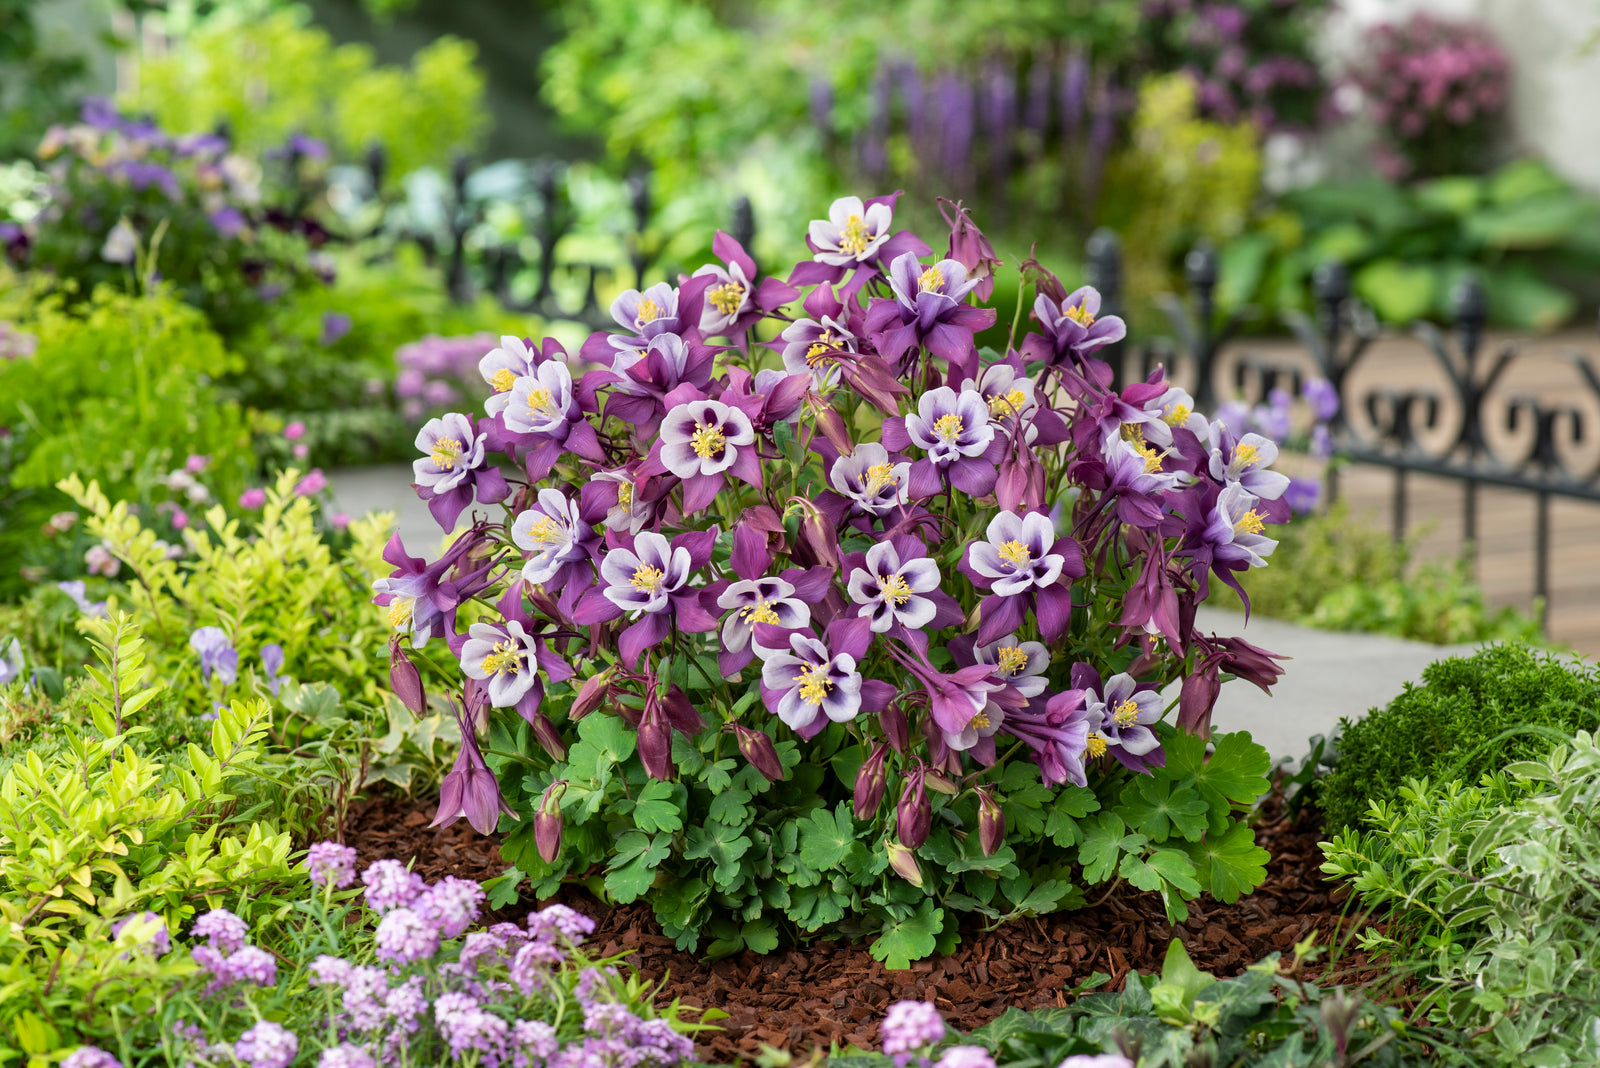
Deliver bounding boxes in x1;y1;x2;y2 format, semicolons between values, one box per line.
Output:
331;465;1483;767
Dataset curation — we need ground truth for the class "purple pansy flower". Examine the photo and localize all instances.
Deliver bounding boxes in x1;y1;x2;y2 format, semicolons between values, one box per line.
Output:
864;252;997;375
190;626;238;685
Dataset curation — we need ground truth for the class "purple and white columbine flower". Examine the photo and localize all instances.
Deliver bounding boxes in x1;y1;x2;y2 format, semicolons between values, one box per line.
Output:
1082;672;1162;759
189;626;238;685
757;632;865;734
780;314;855;391
847;541;942;633
479;336;538;415
598;532;692;618
653;396;758;513
974;634;1050;698
695;258;754;336
459;620;544;715
586;468;652;535
898;386;996;496
1029;285;1126;364
1002;689;1095;787
512;489;590;586
412;412;484;495
503;360;576;437
966;510;1068;597
608;281;680;353
1141;385;1210;448
809;195;892;267
829;443;910;518
866;252;996;374
1208;427;1290;500
717;577;810;660
1205;482;1278;569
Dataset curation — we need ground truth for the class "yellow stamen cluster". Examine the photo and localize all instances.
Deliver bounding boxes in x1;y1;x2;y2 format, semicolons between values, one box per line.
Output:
969;709;991;730
526;388;554;416
387;597;415;629
1163;402;1190;426
629;564;666;594
838;214;872;256
617;481;633;508
933;414;965;441
865;463;900;494
708;281;746;316
1065;303;1096;327
997;539;1032;568
491;368;518;393
740;600;781;625
1112;698;1140;728
988;389;1029;418
522;514;565;546
1234;443;1261;468
917;265;945;293
879;573;913;606
1234;509;1265;537
690;423;727;458
430;437;463;470
1085;732;1108;759
1138;443;1164;474
634;298;663;328
796;662;834;705
480;639;521;677
996;645;1030;676
1121;422;1146;443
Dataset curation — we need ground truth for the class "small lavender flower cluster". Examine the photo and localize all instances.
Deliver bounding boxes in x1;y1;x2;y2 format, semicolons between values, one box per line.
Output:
69;850;694;1068
1213;376;1339;516
395;332;503;421
879;1000;1131;1068
1347;14;1510;178
377;194;1290;876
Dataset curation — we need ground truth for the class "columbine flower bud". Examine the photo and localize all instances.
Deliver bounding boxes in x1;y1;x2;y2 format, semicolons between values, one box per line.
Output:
531;711;567;762
880;703;909;754
896;765;931;849
976;787;1005;857
569;669;613;721
536;781;566;864
886;838;923;888
1177;665;1221;737
638;697;674;782
791;497;842;572
924;769;958;796
389;638;425;715
730;723;786;783
854;741;889;820
812;403;855;456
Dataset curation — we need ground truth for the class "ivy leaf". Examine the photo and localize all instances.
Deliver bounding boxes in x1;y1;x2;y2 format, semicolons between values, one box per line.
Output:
1182;821;1270;903
869;900;944;969
604;831;670;902
797;803;856;871
1118;776;1210;843
632;780;684;834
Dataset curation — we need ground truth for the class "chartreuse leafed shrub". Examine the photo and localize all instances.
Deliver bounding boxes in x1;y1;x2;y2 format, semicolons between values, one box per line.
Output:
1315;643;1600;832
0;613;297;1061
1321;731;1600;1067
50;472;461;805
376;196;1291;965
819;940;1454;1068
0;287;257;597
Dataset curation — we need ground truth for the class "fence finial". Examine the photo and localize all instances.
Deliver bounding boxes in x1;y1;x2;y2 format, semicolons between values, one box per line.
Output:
1084;228;1121;313
1451;274;1487;360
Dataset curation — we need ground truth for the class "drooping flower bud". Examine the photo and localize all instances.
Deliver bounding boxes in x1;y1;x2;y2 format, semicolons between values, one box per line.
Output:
530;711;567;762
895;764;931;849
1177;664;1222;737
791;496;842;572
811;403;855;456
880;703;909;754
731;723;786;783
638;697;674;781
923;769;958;796
854;741;889;820
976;787;1005;857
535;780;566;864
886;838;923;888
389;638;425;715
569;668;613;721
939;197;1001;302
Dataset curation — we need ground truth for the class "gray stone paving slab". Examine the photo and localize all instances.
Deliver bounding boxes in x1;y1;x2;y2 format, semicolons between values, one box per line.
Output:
331;464;1481;766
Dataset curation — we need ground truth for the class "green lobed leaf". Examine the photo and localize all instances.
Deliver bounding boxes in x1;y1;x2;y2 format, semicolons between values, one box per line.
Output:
1182;821;1270;903
796;802;855;871
1117;775;1210;843
631;779;685;834
868;899;944;969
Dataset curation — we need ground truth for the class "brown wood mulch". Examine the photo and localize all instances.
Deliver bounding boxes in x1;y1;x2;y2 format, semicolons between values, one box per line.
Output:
343;790;1384;1065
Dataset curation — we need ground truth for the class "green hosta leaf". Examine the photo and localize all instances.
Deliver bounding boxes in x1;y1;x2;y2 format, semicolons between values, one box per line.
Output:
1488;158;1569;204
1354;259;1436;325
631;780;684;834
1183;821;1270;903
605;831;670;902
869;899;943;969
1482;267;1578;332
1466;195;1596;250
1118;775;1210;843
1413;176;1482;217
797;802;856;871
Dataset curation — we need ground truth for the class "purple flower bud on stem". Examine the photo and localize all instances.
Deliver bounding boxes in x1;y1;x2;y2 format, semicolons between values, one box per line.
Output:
389;638;425;715
886;838;923;887
896;765;931;849
854;742;890;820
638;698;674;782
881;703;910;754
569;669;613;720
731;723;786;782
976;787;1005;857
531;710;568;762
536;781;566;864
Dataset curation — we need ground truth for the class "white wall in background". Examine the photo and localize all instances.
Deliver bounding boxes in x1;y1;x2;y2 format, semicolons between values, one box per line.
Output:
1327;0;1600;190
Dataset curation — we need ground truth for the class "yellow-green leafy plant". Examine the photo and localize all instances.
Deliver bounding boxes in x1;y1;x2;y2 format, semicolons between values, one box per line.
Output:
0;612;297;1061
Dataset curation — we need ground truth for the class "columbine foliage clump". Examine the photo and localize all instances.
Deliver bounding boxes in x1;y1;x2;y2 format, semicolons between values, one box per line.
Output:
378;194;1289;962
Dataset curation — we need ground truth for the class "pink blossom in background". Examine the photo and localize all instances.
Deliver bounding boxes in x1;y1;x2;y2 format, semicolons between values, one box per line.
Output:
294;469;328;497
239;487;267;509
284;421;307;441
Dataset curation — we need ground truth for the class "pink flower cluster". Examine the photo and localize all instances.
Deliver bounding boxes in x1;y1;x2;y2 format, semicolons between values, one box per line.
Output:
395;332;502;421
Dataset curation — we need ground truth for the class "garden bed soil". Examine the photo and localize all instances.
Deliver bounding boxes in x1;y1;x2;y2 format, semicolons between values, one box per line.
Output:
345;791;1381;1064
